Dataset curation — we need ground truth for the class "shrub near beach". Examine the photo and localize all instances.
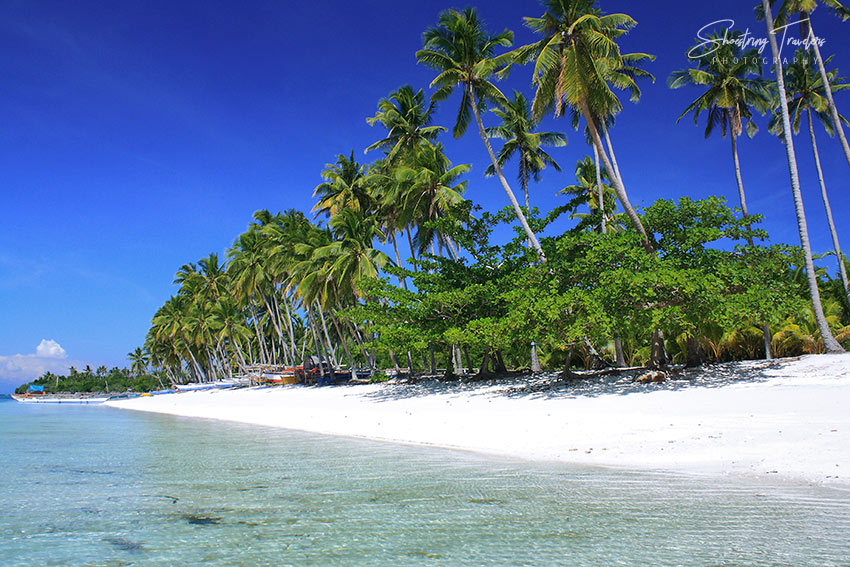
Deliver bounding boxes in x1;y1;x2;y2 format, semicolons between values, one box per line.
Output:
127;2;850;385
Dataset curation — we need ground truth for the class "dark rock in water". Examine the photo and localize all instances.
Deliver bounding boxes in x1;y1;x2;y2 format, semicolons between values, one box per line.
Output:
636;371;667;384
183;514;221;525
104;537;145;552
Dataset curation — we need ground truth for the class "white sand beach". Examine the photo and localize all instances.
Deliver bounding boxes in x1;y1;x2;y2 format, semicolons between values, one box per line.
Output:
107;353;850;486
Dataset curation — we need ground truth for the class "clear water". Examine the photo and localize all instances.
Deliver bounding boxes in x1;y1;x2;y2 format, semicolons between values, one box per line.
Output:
1;399;849;566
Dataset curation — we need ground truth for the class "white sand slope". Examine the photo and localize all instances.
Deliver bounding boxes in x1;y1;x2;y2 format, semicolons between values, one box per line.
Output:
107;353;850;486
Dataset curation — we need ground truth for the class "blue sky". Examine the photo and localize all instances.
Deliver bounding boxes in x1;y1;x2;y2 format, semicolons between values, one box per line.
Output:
1;0;849;392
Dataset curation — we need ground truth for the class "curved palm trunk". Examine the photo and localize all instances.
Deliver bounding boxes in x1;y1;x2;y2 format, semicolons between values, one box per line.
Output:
390;233;408;290
282;294;298;365
581;101;652;253
602;123;625;188
731;125;774;358
468;84;546;262
614;337;626;367
807;105;850;308
316;302;339;368
730;128;751;220
806;17;850;171
330;312;355;374
763;0;844;354
593;144;606;234
405;227;418;272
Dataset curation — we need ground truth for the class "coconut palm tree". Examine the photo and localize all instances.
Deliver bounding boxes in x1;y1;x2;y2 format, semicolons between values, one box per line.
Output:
669;30;772;223
761;0;844;353
769;49;850;308
484;91;567;211
758;0;850;169
365;85;446;163
518;0;653;253
127;347;149;377
558;155;624;233
393;143;468;258
312;152;373;219
416;8;546;261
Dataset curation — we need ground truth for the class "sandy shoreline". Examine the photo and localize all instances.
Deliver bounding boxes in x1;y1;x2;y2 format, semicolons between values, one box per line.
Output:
107;353;850;487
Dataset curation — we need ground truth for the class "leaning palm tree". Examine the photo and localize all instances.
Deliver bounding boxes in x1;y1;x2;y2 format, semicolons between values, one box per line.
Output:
416;8;546;261
518;0;653;253
669;30;772;224
757;0;850;169
365;85;446;163
769;48;850;308
484;91;567;211
761;0;844;353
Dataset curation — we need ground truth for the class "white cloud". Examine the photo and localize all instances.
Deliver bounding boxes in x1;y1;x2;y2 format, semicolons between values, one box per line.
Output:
0;340;82;393
35;339;67;359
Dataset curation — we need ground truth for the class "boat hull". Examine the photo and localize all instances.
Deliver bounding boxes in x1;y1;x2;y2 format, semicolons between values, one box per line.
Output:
11;394;109;404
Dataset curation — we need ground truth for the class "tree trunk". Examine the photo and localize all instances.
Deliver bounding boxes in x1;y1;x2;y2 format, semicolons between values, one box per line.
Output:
647;330;668;369
763;0;844;353
282;294;299;367
732;122;773;358
807;105;850;308
614;336;626;367
390;232;408;290
730;127;751;220
593;144;607;234
316;302;339;368
582;101;652;253
807;17;850;172
762;324;773;360
405;226;418;272
685;335;706;368
530;342;541;373
562;345;575;380
306;308;326;380
469;84;546;262
463;347;472;374
493;350;507;374
602;123;625;188
452;344;463;376
330;312;355;373
476;347;491;378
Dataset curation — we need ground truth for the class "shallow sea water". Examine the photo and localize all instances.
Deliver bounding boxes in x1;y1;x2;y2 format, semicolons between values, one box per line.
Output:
1;398;848;566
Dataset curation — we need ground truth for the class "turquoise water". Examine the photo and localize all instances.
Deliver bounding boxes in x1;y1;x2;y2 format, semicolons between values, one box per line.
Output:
1;398;849;566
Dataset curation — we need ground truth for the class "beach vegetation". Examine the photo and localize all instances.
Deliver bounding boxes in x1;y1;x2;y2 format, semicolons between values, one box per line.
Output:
29;0;850;394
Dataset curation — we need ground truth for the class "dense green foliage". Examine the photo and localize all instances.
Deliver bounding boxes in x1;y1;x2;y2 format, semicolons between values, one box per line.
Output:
16;366;163;395
121;0;850;385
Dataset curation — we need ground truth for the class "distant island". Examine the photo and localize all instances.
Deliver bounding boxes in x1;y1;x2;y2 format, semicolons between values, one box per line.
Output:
16;366;163;395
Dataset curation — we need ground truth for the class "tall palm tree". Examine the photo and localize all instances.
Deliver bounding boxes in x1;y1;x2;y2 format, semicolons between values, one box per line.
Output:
312;152;373;219
669;29;776;358
518;0;654;253
127;347;149;377
769;49;850;308
669;30;772;223
758;0;850;169
416;8;546;261
393;143;468;257
761;0;844;353
558;156;624;233
365;85;446;163
484;91;567;210
313;208;391;302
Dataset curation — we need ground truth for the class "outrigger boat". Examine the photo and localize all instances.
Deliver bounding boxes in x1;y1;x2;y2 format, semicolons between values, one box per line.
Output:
11;384;110;404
